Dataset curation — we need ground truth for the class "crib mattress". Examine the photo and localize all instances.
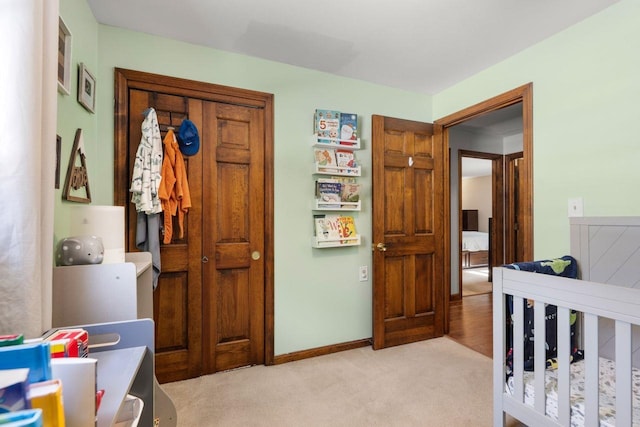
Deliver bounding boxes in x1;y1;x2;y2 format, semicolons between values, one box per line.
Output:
506;357;640;426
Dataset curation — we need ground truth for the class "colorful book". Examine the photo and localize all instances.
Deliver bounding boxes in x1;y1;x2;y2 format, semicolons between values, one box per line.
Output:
44;329;88;358
0;342;51;384
337;216;358;242
314;214;341;244
339;113;358;142
340;182;360;203
27;379;65;427
316;180;341;208
0;368;30;413
314;148;337;173
0;334;24;347
335;149;357;174
314;109;340;143
0;409;42;426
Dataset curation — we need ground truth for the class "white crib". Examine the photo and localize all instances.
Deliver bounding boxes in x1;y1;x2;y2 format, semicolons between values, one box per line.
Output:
493;217;640;426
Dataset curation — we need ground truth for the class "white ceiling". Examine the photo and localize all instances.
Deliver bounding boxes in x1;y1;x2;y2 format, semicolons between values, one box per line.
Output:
86;0;619;94
462;157;493;179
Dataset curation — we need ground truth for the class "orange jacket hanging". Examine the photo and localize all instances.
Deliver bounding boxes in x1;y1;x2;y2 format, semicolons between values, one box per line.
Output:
158;129;192;244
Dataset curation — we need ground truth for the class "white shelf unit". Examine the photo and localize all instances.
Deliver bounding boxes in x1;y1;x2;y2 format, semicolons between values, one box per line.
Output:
314;199;361;211
52;252;153;327
51;319;155;427
311;127;362;248
312;135;361;150
313;163;361;176
311;234;361;248
51;252;177;427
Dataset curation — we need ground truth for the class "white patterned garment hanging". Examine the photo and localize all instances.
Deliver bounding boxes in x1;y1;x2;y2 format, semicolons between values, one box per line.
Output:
130;108;163;214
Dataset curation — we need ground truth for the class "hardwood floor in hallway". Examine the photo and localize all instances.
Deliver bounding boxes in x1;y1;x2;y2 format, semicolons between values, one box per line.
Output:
448;293;493;358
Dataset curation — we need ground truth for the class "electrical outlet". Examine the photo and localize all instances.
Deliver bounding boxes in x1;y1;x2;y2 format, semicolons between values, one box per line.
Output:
359;266;368;282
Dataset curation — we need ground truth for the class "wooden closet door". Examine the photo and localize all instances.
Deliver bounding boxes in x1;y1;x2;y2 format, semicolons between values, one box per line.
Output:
116;68;274;383
201;102;265;373
127;90;203;382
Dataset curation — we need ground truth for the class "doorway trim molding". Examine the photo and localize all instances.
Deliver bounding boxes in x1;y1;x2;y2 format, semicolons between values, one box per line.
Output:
435;83;533;330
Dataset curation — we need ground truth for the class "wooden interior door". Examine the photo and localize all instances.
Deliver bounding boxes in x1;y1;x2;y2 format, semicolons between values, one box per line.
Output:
114;69;274;383
202;102;265;373
127;89;203;383
371;115;446;349
505;152;524;264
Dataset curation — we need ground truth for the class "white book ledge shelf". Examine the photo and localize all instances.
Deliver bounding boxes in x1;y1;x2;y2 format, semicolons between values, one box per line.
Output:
314;199;361;211
312;235;361;248
312;135;360;150
314;163;361;176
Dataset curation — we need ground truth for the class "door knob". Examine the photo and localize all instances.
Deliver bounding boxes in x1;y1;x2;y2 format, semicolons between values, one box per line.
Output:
375;243;387;252
251;251;261;260
202;256;209;263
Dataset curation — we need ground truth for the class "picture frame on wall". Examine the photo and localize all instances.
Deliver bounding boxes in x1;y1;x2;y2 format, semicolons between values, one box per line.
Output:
55;135;61;189
57;17;72;95
77;63;96;114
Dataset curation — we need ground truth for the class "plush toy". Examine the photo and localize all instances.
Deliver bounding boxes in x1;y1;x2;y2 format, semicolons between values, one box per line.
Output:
56;235;104;266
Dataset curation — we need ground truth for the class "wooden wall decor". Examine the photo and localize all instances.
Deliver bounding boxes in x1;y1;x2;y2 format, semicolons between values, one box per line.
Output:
63;128;92;203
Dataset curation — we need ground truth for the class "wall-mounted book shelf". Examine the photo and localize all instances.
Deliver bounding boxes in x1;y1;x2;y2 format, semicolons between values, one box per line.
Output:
312;135;361;150
311;234;361;248
314;199;361;211
312;109;362;249
313;163;361;176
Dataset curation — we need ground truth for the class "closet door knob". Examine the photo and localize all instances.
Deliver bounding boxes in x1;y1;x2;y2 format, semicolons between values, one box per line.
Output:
202;256;209;263
251;251;261;260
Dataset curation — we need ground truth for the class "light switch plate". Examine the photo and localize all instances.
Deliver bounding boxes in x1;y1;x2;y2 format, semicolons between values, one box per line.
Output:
568;197;583;217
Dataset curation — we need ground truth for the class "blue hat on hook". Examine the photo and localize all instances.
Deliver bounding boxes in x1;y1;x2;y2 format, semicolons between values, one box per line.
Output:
177;119;200;156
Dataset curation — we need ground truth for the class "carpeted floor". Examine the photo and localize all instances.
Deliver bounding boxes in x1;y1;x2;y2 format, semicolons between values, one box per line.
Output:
161;337;497;426
462;267;492;296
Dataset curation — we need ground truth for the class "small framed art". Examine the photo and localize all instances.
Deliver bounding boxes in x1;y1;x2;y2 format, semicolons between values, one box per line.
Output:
57;17;72;95
77;63;96;113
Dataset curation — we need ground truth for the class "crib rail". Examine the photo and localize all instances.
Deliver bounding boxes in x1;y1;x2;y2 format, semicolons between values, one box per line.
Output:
493;267;640;427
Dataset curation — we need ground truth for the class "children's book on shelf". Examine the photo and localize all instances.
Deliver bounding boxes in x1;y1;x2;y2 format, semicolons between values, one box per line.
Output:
323;176;359;203
340;182;360;202
339;113;358;143
27;379;65;427
315;179;341;208
314;214;341;244
0;341;52;384
314;109;341;143
335;149;357;174
0;368;29;413
314;147;337;173
0;410;42;426
337;216;358;242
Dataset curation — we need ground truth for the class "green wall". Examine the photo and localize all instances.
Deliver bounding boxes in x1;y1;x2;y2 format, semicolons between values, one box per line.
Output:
56;0;99;241
58;0;431;356
433;0;640;258
58;0;640;356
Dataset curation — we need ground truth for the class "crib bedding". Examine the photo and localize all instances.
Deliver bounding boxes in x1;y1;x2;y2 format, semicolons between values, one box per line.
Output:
506;357;640;426
461;231;488;251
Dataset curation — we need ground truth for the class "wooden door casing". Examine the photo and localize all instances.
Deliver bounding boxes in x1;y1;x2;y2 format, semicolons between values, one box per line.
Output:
436;83;533;265
372;115;446;350
505;152;524;265
114;69;274;383
456;150;505;288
